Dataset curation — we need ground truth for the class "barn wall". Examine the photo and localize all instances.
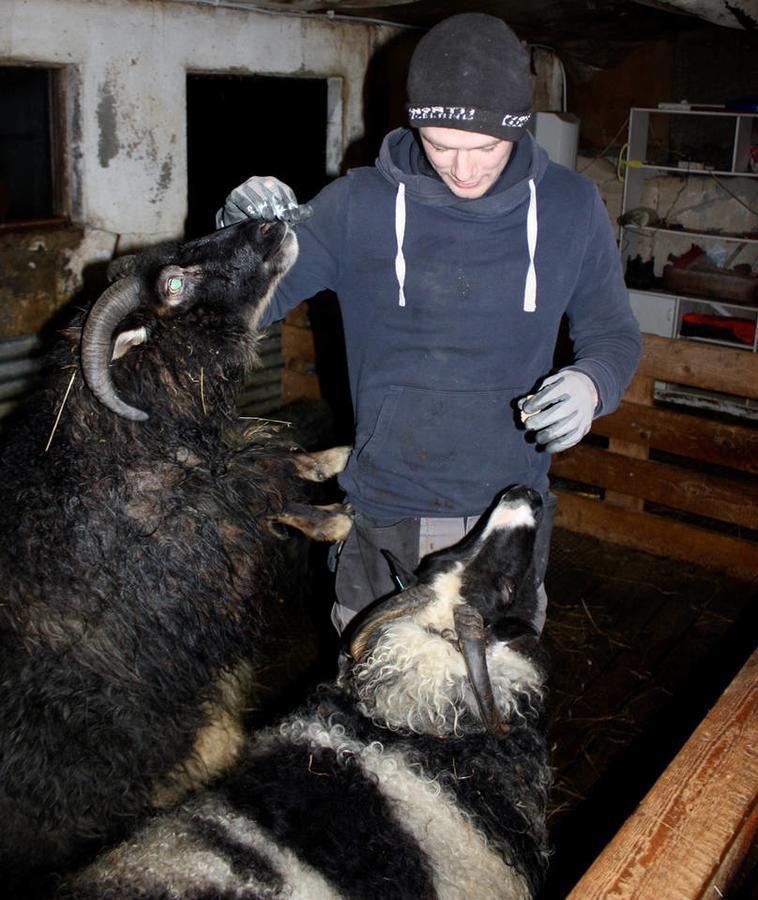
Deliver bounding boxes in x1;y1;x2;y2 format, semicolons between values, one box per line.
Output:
0;0;394;338
570;25;757;262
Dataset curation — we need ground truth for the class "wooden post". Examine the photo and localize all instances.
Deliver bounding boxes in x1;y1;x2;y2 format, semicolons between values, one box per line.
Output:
604;375;655;511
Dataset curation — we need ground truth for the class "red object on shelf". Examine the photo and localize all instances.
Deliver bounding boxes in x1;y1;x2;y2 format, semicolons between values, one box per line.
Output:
671;244;706;269
681;313;756;346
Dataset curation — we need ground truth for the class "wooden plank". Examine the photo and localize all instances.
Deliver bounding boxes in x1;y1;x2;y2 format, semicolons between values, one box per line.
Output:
605;439;647;511
623;374;656;408
283;305;310;328
637;335;758;400
592;401;758;476
553;490;758;582
567;649;758;900
281;369;320;404
281;323;316;364
552;445;758;529
604;375;655;510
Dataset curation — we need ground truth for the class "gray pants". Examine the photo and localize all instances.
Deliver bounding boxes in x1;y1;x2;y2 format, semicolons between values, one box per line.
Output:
331;492;557;635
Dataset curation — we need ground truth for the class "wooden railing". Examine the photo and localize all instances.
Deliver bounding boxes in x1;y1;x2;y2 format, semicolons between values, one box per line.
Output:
567;648;758;899
552;335;758;581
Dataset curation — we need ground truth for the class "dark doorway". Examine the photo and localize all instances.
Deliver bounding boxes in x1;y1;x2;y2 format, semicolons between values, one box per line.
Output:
186;73;351;442
0;66;63;226
186;74;328;238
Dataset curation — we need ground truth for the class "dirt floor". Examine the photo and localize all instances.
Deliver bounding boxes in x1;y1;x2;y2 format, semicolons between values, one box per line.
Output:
540;527;757;898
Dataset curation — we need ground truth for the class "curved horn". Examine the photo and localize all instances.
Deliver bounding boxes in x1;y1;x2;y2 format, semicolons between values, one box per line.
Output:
348;584;436;662
454;603;510;737
81;275;148;422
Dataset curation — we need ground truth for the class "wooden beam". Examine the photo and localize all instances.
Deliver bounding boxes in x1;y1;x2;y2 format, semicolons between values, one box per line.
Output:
283;305;310;328
567;649;758;899
281;370;320;404
604;375;655;511
553;491;758;582
281;323;316;364
592;401;758;476
551;445;758;529
637;335;758;400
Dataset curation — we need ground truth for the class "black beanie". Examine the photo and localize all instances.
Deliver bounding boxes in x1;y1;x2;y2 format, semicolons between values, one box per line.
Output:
406;13;533;141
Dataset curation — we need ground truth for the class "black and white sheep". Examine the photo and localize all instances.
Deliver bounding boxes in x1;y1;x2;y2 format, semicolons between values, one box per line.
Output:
60;484;551;900
0;218;350;888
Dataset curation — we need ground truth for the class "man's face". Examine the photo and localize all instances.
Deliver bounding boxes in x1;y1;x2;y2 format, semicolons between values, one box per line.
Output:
419;126;514;199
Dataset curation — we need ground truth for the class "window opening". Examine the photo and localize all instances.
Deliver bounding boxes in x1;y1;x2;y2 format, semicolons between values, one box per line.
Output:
0;66;64;228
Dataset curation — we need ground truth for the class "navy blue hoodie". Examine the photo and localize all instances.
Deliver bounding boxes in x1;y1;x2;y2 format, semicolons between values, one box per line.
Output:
262;128;641;520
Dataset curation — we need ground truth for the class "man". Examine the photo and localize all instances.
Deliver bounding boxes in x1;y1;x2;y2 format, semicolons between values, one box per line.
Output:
217;13;642;634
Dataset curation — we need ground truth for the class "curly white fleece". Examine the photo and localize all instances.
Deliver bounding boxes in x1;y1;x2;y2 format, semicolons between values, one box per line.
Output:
350;620;543;736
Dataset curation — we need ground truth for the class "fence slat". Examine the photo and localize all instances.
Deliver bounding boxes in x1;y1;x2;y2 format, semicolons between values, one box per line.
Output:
552;445;758;529
567;649;758;899
554;490;758;581
637;334;758;399
593;400;758;475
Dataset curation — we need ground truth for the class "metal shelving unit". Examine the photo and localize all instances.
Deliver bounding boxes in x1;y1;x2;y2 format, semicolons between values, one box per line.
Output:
619;106;758;353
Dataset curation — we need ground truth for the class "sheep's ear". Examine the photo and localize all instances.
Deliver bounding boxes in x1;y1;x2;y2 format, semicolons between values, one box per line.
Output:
59;325;82;352
112;326;147;360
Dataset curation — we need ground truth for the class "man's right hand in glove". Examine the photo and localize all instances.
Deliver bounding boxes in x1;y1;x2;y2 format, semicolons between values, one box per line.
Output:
215;176;313;228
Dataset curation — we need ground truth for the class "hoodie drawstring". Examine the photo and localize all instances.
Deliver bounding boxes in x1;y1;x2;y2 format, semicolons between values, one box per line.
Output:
523;178;537;313
394;183;407;307
393;177;538;312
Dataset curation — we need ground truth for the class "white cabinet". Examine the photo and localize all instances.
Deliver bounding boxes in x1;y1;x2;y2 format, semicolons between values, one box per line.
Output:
628;289;677;338
620;106;758;352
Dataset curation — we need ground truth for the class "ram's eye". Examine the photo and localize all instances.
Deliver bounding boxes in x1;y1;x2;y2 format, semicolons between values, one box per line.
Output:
167;276;183;295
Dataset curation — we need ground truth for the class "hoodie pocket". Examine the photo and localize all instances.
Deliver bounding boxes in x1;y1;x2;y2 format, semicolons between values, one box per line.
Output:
353;385;537;515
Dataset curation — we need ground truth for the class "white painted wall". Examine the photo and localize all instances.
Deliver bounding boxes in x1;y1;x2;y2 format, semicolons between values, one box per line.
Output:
0;0;390;248
0;0;568;338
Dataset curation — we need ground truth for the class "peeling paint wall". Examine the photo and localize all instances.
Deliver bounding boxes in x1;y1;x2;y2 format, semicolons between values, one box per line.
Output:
0;227;118;338
0;0;392;336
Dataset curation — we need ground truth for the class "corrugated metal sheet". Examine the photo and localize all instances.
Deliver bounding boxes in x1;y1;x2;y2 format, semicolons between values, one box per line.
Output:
0;334;50;422
238;323;286;418
0;325;286;425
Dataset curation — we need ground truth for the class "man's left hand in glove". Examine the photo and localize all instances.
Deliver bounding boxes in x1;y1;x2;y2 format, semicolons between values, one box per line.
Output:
519;370;599;453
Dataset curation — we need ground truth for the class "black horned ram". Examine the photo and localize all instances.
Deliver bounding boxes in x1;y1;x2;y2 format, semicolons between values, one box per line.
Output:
0;218;351;889
61;485;551;900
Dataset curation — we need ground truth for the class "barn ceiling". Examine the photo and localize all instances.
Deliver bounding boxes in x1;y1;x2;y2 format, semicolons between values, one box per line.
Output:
219;0;756;34
186;0;756;71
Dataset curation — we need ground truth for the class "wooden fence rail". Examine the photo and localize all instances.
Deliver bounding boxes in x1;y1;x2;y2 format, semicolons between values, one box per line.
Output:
567;648;758;899
552;335;758;581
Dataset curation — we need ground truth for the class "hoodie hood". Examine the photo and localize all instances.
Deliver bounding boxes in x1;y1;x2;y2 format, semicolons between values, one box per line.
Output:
376;128;549;219
377;127;548;310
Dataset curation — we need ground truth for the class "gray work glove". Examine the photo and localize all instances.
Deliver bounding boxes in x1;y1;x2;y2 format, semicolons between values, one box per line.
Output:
215;176;313;228
519;370;598;453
